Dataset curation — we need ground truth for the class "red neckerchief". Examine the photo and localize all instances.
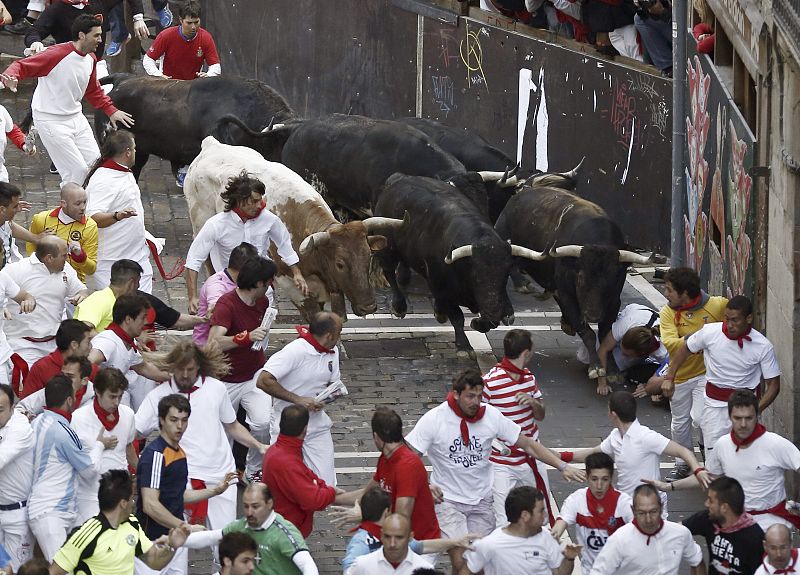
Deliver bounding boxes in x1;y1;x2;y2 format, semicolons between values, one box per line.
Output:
587;488;623;533
75;385;88;407
645;337;661;355
350;520;382;539
93;397;119;431
295;325;335;354
731;423;766;452
722;323;753;348
49;206;87;225
498;357;527;377
45;407;72;422
632;518;663;545
447;391;486;445
106;323;138;352
100;159;132;173
174;376;203;398
233;200;266;223
673;294;702;324
713;511;756;534
766;549;799;574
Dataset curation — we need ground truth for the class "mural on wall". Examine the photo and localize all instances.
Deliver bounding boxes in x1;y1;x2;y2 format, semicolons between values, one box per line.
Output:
683;50;755;298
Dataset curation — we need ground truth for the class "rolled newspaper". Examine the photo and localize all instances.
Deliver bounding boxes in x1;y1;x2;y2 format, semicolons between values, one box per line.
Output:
315;380;348;405
251;307;279;351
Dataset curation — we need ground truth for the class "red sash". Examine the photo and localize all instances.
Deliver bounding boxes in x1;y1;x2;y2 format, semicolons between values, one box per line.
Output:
10;353;29;397
750;500;800;530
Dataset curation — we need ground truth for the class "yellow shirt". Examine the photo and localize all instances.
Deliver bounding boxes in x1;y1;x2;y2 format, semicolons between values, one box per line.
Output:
53;513;152;575
27;207;99;282
74;287;116;331
659;295;728;383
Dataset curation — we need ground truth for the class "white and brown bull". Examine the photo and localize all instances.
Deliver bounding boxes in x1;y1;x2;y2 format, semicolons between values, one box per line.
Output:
184;137;404;319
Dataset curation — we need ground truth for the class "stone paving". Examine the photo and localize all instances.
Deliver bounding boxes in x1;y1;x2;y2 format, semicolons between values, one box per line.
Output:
0;41;707;574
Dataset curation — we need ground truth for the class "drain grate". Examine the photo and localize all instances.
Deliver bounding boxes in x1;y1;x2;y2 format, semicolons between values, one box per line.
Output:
344;338;430;358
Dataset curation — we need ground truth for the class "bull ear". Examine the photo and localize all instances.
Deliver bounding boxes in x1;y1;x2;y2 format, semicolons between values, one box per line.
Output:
367;235;388;251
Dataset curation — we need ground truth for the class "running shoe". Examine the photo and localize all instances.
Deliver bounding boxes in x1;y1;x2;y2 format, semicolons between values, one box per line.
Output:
666;462;691;482
105;34;131;57
49;162;58;175
156;4;173;28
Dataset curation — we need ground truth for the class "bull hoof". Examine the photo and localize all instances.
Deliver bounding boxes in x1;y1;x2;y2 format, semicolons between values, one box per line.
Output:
534;290;554;301
513;279;537;294
390;299;407;319
561;319;576;336
434;312;448;324
457;348;477;360
470;317;498;333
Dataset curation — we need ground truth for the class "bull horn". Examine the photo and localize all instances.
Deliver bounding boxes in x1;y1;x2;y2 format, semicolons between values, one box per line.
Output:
618;250;654;264
444;245;474;264
299;231;331;255
362;211;409;234
260;118;285;133
510;245;547;261
550;244;584;258
558;156;586;180
477;171;506;182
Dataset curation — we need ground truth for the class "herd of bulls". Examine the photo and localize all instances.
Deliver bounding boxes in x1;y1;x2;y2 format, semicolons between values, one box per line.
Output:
95;74;653;378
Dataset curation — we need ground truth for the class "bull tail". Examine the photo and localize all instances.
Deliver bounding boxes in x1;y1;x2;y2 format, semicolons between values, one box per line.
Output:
213;114;298;140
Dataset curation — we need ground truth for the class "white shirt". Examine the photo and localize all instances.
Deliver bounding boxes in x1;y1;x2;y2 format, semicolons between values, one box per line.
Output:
349;547;433;575
135;376;236;482
91;330;144;376
557;487;633;571
706;431;800;530
589;521;703;575
0;410;35;505
17;382;94;419
599;420;670;508
465;527;563;575
754;551;800;575
260;338;340;435
687;323;781;406
185;209;300;273
611;304;667;362
0;271;20;363
0;104;15;182
85;164;150;268
1;254;85;339
405;401;521;505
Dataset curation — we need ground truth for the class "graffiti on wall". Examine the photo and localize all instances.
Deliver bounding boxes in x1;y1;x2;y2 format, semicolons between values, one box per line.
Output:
683;53;755;298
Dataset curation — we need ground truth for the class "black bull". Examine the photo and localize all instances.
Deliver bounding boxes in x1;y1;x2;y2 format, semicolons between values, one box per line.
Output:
94;75;296;179
495;186;652;377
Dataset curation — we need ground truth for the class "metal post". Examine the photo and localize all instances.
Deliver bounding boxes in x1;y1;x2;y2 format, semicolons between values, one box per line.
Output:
670;0;686;266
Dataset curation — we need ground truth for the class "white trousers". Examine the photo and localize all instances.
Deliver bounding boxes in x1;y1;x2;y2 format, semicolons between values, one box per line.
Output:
7;338;56;371
34;112;99;187
29;511;75;562
134;544;187;575
670;374;706;465
0;507;33;570
225;379;272;477
436;497;496;539
26;0;45;11
491;461;550;527
701;402;732;455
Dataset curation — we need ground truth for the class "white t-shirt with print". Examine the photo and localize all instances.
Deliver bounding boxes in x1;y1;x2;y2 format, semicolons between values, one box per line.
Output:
465;527;563;575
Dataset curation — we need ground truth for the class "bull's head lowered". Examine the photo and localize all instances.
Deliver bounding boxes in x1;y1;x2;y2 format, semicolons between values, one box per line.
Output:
298;215;407;317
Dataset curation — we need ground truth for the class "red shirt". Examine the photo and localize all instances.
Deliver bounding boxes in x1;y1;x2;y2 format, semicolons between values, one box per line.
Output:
146;27;220;81
262;434;336;537
210;289;267;383
21;350;98;398
373;444;441;540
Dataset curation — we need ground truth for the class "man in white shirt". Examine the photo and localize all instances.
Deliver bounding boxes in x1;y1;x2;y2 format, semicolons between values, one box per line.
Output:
255;311;344;486
88;293;170;404
663;295;781;452
1;236;87;369
16;355;95;420
0;14;134;186
0;267;35;390
551;452;633;572
563;391;710;516
349;513;433;575
405;368;585;571
85;130;153;293
464;486;580;575
136;341;267;536
71;367;137;523
28;375;113;561
590;484;705;575
184;173;306;314
647;389;800;532
756;524;799;575
0;383;36;569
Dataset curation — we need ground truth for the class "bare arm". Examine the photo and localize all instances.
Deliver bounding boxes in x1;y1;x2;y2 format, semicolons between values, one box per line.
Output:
394;496;415;520
569;445;603;463
596;331;617;394
759;376;780;412
88;348;106;365
185;269;199;315
550;518;568;539
690;563;707;575
10;220;42;243
91;208;137;229
207;324;267;353
255;370;324;412
222;421;267;453
126;442;139;469
141;487;184;530
516;435;586;482
131;361;171;382
662;341;693;398
171;313;207;330
662;440;710;488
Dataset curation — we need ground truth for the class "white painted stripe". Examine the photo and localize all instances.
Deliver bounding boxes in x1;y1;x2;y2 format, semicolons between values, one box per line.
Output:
625;274;668;309
466;331;497;373
166;324;571;337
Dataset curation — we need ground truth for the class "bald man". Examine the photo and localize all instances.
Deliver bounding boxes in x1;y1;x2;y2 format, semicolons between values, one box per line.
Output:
1;236;87;369
27;183;99;283
756;524;798;575
349;514;433;574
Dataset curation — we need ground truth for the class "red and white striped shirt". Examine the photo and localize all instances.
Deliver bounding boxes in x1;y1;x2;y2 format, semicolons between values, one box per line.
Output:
482;363;542;465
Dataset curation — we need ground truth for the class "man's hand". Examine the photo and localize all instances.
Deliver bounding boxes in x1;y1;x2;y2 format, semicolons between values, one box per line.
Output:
560;465;586;483
116;208;138;220
430;484;444;503
18;200;32;212
69;290;89;306
22;142;36;156
189;524;206;533
1;74;19;92
328;501;362;527
694;468;711;489
515;391;537;408
109;110;134;128
28;41;45;54
296;396;324;412
257;443;268;455
596;377;611;396
563;543;583;560
136;330;161;349
132;17;149;39
661;377;675;399
196;71;208;78
249;326;268;342
293;272;308;296
33;230;56;243
632;383;648;398
167;523;192;548
188;296;200;315
213;472;237;495
641;478;672;492
18;295;36;313
97;430;119;450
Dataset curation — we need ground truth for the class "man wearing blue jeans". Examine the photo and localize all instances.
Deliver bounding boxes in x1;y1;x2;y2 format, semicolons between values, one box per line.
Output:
633;0;672;76
107;0;172;57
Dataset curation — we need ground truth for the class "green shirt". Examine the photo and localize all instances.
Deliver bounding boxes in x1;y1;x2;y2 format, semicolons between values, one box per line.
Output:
223;513;307;575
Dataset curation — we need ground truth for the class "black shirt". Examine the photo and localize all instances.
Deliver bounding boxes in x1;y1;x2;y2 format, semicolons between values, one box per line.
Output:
684;509;764;575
